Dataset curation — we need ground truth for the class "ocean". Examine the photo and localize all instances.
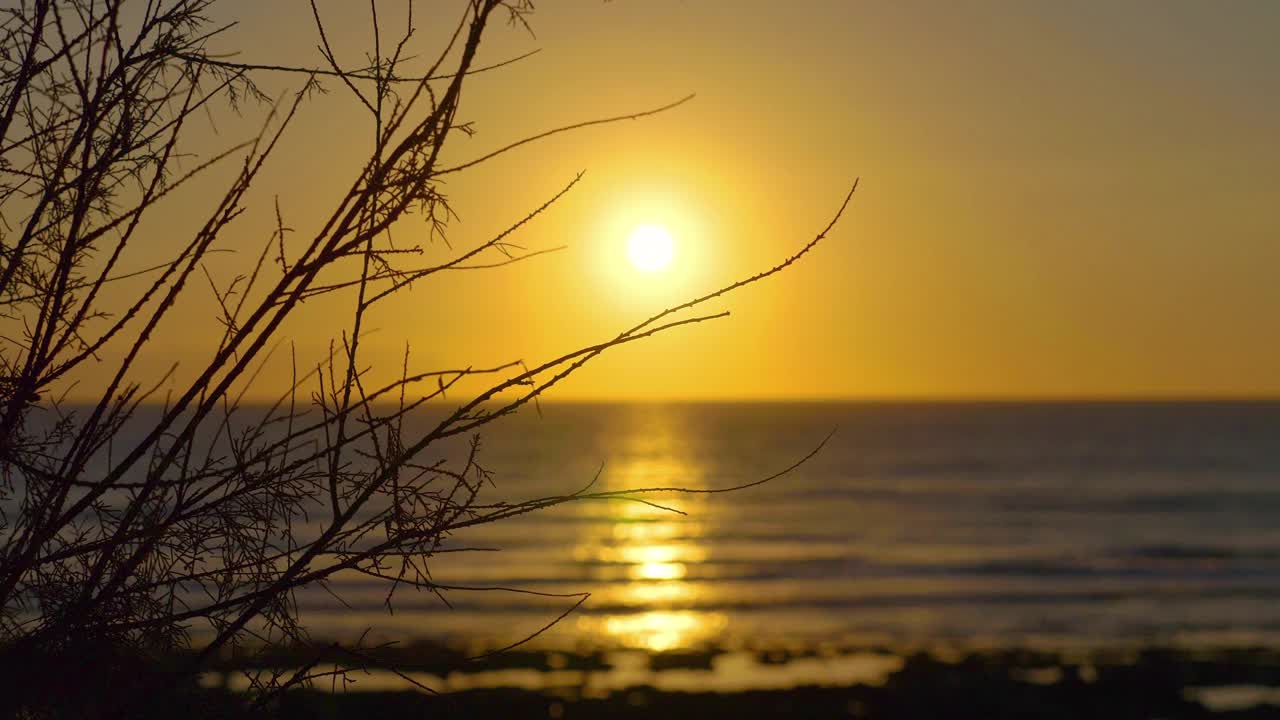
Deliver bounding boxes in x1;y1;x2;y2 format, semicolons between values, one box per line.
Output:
289;401;1280;655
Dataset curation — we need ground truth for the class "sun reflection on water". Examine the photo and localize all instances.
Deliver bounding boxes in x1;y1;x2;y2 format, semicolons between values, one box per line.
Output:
574;407;725;651
594;543;707;565
579;610;728;652
616;581;695;605
611;519;699;542
631;561;686;581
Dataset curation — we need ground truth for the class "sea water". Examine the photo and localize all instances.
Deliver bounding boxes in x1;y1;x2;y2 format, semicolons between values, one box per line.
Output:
290;402;1280;653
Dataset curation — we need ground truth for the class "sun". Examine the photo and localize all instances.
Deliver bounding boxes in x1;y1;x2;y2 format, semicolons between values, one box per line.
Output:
626;224;675;272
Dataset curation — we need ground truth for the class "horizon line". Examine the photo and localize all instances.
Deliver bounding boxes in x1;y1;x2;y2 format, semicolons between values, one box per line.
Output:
54;394;1280;406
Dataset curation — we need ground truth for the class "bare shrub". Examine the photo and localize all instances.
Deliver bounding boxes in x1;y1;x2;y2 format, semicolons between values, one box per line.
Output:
0;1;854;716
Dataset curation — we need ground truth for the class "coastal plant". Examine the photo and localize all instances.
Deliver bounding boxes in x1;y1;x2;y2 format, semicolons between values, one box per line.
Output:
0;0;853;716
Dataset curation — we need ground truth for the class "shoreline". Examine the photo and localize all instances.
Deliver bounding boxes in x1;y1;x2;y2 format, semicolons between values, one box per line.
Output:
193;644;1280;718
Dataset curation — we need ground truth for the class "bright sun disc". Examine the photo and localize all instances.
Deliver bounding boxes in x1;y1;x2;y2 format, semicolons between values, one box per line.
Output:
626;225;675;272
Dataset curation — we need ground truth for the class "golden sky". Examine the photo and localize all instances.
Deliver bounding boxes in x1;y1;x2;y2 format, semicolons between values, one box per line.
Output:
108;1;1280;401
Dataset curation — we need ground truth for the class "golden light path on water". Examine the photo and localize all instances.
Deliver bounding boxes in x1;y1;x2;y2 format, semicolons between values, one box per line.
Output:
572;408;727;652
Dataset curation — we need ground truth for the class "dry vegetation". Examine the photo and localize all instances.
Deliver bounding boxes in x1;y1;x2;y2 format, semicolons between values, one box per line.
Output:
0;1;852;716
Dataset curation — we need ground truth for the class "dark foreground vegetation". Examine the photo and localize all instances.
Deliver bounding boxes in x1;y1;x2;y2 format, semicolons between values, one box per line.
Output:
30;645;1280;719
270;681;1280;720
0;0;851;715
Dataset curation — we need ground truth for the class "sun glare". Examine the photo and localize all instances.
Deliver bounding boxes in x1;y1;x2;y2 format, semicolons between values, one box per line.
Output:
626;224;675;272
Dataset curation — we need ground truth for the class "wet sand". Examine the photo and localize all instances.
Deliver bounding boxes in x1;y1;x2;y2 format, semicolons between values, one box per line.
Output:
192;644;1280;718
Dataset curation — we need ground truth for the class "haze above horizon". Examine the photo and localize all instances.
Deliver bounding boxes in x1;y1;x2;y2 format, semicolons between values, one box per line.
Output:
83;1;1280;402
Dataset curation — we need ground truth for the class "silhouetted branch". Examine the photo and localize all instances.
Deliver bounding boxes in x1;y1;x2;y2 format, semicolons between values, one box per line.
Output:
437;93;696;175
170;48;543;84
0;1;853;715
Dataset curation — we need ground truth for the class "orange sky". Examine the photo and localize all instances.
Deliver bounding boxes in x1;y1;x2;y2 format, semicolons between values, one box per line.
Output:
97;1;1280;401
